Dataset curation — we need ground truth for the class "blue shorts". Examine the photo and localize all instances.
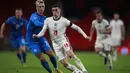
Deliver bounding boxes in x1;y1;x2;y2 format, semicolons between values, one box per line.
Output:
27;38;51;55
10;36;25;49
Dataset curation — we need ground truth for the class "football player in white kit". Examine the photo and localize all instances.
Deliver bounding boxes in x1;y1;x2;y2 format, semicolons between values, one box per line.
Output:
33;4;90;73
89;11;113;70
110;13;125;62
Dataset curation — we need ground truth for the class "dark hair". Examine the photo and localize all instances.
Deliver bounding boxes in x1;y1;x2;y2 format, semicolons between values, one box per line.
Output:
114;12;119;15
52;4;61;9
15;8;22;11
96;11;103;15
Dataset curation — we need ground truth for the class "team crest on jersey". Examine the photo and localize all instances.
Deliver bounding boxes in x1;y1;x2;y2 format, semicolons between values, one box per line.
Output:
54;23;58;29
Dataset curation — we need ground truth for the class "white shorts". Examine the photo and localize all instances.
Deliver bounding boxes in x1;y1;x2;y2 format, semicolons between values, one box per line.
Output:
95;38;111;51
111;37;121;47
52;38;71;61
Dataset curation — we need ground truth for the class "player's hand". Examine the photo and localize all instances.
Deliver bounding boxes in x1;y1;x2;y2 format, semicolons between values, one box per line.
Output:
85;36;91;40
32;34;38;38
0;34;4;39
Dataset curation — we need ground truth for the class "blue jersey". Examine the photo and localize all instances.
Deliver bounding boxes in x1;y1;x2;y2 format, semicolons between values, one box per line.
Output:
5;16;28;39
26;12;46;44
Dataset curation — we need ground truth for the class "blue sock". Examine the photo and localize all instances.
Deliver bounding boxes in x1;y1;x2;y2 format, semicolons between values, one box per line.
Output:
41;60;52;73
22;52;26;63
17;53;22;61
50;56;58;69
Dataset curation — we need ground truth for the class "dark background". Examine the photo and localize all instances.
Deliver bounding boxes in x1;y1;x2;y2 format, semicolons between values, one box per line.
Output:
0;0;130;51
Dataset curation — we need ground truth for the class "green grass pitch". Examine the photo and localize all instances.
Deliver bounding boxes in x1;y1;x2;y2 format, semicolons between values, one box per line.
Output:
0;51;130;73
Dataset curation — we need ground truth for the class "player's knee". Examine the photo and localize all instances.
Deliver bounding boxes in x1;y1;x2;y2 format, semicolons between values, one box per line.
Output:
95;48;101;53
61;61;68;67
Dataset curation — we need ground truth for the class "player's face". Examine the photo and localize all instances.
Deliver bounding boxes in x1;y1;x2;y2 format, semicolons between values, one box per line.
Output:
15;10;22;19
36;3;45;13
52;7;61;18
96;13;103;22
114;14;119;20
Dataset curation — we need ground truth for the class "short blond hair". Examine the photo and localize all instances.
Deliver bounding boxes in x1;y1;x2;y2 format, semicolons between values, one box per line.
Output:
35;0;44;6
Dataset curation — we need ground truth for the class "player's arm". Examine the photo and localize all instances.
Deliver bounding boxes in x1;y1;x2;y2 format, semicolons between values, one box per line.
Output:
31;15;45;26
0;18;10;38
100;20;111;34
33;19;48;38
0;23;6;38
70;23;89;39
121;21;125;40
89;21;95;41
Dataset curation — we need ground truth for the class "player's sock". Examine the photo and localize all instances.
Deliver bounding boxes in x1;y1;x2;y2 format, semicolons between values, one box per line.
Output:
71;56;87;72
98;51;107;57
41;60;52;73
66;64;78;71
113;48;117;61
17;53;22;61
22;52;26;64
49;56;58;69
108;54;113;70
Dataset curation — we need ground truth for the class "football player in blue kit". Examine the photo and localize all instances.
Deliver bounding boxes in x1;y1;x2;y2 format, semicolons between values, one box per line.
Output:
26;0;62;73
0;8;28;66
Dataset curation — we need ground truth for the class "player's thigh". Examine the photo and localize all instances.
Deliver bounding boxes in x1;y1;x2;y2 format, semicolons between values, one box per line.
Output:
55;47;67;61
111;37;121;47
95;40;103;52
103;43;111;52
27;43;42;56
10;39;19;49
17;37;26;49
40;38;52;53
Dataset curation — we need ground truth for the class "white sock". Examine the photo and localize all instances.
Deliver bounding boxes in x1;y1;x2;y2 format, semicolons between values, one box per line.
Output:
71;56;87;72
98;51;107;57
66;64;78;71
112;47;117;61
108;54;113;67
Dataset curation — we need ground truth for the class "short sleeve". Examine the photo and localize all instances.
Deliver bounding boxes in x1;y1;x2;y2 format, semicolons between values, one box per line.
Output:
64;18;72;27
5;17;11;25
120;20;124;26
92;20;95;28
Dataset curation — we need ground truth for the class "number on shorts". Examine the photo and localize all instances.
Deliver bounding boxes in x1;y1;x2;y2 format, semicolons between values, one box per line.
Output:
64;43;69;48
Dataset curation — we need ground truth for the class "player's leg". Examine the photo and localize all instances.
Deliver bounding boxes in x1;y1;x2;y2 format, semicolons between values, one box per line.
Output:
11;39;23;63
111;46;118;62
66;49;88;73
62;41;88;73
55;49;78;72
104;44;113;70
27;43;53;73
17;37;26;64
40;38;62;73
95;41;107;58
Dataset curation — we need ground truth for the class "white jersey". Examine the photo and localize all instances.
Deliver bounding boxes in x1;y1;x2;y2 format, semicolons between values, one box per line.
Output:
110;19;123;39
44;17;71;42
92;19;110;40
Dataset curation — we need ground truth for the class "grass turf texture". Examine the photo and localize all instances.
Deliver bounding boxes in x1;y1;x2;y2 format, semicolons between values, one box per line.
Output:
0;51;130;73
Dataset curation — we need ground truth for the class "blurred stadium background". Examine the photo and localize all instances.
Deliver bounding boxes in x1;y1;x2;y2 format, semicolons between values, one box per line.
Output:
0;0;130;73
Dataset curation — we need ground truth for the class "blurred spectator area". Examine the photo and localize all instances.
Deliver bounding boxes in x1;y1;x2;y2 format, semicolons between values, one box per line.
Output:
0;0;130;51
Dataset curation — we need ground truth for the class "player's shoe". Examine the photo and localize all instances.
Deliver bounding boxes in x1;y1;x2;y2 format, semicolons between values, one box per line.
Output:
104;57;107;65
22;63;27;67
109;66;113;70
55;69;63;73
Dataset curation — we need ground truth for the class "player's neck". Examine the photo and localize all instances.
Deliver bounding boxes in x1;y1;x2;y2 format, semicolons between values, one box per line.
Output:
53;16;61;21
37;11;44;16
16;17;21;20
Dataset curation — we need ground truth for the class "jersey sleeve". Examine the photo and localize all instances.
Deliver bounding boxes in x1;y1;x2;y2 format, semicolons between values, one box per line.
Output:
64;18;72;27
104;20;110;28
30;14;45;26
23;18;28;28
37;19;48;37
5;17;11;25
91;20;95;28
120;20;124;26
